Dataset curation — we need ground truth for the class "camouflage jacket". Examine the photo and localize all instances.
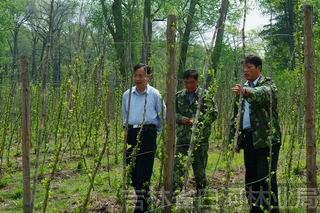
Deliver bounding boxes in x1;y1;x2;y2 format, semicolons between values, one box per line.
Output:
229;76;281;149
176;87;218;144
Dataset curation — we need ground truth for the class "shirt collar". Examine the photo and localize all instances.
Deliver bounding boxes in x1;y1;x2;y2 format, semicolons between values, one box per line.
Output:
132;84;150;94
244;75;261;87
183;86;201;96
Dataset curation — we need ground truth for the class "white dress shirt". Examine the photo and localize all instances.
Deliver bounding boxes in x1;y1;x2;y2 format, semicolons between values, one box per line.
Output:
242;76;261;129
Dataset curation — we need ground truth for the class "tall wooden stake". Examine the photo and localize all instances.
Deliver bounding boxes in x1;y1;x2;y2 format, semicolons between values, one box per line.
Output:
21;56;32;213
304;5;317;213
163;15;177;213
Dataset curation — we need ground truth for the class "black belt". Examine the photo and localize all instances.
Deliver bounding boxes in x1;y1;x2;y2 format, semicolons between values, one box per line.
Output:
127;124;156;129
241;128;253;133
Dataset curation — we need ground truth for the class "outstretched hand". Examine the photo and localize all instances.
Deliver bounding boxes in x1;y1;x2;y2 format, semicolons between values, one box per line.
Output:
231;84;247;96
180;116;193;125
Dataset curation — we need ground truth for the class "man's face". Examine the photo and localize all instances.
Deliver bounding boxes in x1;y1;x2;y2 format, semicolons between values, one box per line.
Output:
134;67;148;87
243;63;261;81
184;77;198;92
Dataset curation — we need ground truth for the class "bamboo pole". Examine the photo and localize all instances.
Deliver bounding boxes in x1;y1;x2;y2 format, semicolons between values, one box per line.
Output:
21;56;32;213
304;5;317;213
163;14;177;213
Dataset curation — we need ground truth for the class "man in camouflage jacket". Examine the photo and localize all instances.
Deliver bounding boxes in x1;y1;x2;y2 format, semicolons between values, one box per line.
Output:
230;55;281;213
174;69;218;196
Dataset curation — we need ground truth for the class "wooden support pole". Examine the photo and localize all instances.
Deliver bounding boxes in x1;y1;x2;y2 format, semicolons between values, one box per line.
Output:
163;15;177;213
21;56;32;213
304;5;317;213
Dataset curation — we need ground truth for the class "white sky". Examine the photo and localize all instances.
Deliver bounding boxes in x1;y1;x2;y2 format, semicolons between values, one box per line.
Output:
246;5;269;32
193;4;270;49
153;3;270;45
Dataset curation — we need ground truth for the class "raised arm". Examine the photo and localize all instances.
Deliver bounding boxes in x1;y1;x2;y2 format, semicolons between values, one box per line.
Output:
244;83;277;106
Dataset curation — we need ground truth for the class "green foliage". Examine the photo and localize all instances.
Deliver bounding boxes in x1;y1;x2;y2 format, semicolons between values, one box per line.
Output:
76;161;83;172
0;0;13;62
0;180;8;189
11;190;23;200
0;0;319;212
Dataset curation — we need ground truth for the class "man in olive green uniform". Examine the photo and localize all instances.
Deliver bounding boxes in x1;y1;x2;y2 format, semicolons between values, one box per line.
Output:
230;55;281;213
174;69;218;196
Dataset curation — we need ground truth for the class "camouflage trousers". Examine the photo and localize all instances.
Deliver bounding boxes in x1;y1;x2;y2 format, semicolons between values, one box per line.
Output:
173;139;209;195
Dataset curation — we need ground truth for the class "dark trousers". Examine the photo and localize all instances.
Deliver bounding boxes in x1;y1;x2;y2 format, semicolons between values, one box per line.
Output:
173;141;208;194
126;126;157;213
242;131;280;213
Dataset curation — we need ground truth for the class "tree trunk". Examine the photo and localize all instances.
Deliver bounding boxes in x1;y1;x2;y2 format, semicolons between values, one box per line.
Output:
141;0;152;64
43;0;54;89
209;0;229;76
177;0;198;89
11;28;19;80
287;0;296;70
100;0;126;84
53;29;61;87
163;15;177;213
31;32;38;81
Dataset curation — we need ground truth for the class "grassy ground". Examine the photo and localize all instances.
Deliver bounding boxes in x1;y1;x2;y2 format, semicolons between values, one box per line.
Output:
0;136;319;212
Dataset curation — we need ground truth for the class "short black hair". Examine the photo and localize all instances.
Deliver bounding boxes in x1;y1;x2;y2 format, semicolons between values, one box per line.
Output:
243;55;262;69
133;63;152;74
183;69;198;80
